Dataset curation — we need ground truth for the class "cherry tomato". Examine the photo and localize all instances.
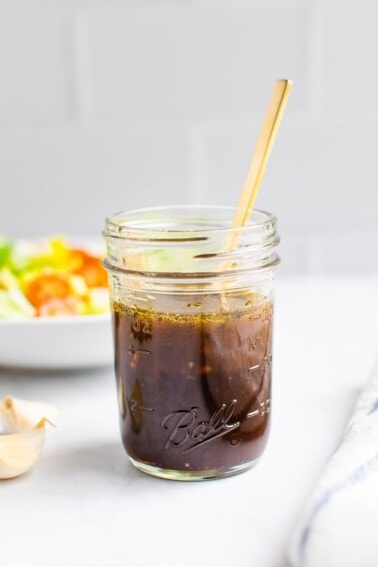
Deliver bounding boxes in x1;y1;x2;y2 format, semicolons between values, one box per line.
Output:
24;273;71;308
70;249;108;288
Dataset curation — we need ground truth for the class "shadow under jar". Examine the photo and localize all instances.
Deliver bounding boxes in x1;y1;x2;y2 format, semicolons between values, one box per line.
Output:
103;205;280;481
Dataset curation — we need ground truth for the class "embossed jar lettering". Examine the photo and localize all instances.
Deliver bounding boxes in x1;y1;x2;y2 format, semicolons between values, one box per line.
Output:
161;400;240;453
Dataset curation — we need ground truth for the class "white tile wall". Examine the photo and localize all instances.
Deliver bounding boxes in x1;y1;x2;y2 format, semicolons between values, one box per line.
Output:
81;3;306;122
0;10;73;125
0;0;377;273
0;124;191;235
311;2;378;120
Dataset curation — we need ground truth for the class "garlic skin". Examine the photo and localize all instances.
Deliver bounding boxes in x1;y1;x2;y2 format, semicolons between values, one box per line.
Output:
0;396;59;433
0;419;46;479
0;397;58;480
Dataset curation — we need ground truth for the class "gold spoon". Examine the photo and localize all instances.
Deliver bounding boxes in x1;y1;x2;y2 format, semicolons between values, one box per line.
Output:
233;79;292;229
194;79;292;265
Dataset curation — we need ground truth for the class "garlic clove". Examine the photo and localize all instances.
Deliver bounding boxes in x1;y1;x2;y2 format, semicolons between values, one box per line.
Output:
0;397;59;480
0;396;59;433
0;419;46;479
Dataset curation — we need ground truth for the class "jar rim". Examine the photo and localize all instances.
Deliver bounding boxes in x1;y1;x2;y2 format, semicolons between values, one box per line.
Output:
104;205;277;240
103;205;279;278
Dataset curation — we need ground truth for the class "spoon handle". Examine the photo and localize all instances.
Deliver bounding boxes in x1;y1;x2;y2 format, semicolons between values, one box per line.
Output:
233;79;292;228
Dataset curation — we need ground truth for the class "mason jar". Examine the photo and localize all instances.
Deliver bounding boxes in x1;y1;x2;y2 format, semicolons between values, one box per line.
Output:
103;205;280;481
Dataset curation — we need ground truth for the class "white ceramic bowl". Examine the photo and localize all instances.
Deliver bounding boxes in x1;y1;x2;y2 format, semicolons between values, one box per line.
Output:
0;314;113;370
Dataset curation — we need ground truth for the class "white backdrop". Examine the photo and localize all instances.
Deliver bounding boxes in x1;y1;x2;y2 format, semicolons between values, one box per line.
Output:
1;0;377;274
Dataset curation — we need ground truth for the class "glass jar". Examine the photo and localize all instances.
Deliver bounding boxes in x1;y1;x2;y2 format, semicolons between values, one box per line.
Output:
103;205;280;481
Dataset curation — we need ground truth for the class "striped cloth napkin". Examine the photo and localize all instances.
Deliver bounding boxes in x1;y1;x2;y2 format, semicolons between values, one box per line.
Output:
288;360;378;567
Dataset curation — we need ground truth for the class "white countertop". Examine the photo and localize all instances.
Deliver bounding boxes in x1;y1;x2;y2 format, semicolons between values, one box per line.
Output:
1;276;378;567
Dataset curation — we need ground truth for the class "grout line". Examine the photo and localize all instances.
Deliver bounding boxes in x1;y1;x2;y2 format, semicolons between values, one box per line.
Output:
72;11;94;124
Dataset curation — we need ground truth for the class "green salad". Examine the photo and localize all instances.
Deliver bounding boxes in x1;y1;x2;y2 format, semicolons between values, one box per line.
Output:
0;236;109;319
